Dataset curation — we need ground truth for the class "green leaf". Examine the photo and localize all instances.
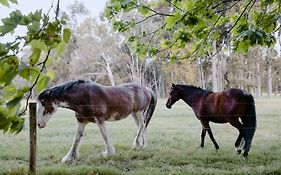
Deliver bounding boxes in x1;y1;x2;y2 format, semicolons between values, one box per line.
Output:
19;66;30;81
32;9;42;21
20;16;32;25
0;43;9;56
2;84;17;100
30;67;40;82
0;56;19;85
165;16;176;30
137;6;149;16
0;24;16;36
55;41;66;56
236;39;250;53
7;96;22;109
46;70;55;80
27;21;40;33
29;48;41;66
29;39;48;51
10;0;17;4
63;28;71;43
36;74;49;93
9;117;24;134
0;0;9;7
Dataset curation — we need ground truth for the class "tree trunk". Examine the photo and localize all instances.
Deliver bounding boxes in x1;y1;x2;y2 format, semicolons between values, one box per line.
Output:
256;61;261;97
198;58;206;89
268;65;272;98
101;54;115;86
211;41;218;92
212;56;218;91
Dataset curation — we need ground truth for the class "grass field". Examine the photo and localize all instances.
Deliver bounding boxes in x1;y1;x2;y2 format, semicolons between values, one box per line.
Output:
0;98;281;175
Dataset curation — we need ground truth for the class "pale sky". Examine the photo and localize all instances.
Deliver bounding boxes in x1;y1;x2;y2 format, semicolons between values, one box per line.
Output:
0;0;107;42
0;0;106;18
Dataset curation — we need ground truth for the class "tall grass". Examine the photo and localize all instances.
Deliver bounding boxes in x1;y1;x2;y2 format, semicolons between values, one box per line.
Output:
0;98;281;175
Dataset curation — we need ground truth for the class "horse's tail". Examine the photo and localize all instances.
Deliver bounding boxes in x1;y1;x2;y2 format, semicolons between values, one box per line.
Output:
241;94;257;153
145;89;157;128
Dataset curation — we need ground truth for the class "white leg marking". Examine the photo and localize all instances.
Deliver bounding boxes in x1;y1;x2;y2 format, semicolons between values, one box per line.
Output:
235;138;245;153
96;120;115;157
132;111;146;150
131;112;139;127
61;122;86;163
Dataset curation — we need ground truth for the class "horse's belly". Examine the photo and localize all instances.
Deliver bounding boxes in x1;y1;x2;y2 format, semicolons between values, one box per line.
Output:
106;112;129;121
205;115;227;123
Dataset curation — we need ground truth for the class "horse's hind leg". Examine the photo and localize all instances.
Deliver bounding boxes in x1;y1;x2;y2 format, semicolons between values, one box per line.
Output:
201;121;219;150
96;119;115;157
229;119;244;154
61;121;87;163
132;111;146;150
131;112;139;127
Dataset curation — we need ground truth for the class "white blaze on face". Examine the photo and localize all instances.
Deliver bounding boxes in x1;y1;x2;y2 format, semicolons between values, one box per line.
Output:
37;100;58;128
58;102;69;108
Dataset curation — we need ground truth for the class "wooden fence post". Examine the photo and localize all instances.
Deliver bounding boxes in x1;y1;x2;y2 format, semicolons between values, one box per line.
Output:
29;102;37;174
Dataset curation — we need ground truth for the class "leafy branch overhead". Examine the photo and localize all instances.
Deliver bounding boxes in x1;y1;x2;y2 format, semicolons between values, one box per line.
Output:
0;0;71;133
106;0;279;60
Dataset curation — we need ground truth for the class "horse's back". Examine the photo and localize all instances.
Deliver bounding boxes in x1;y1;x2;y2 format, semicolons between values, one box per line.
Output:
115;83;151;111
202;88;252;122
91;83;151;119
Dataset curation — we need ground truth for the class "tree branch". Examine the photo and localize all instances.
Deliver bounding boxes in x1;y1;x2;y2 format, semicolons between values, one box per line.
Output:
131;2;173;17
19;49;51;116
166;0;185;12
227;0;255;33
20;0;61;116
136;13;158;24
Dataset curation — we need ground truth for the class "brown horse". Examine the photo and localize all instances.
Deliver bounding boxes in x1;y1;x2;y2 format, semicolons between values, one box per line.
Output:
166;83;256;158
37;80;157;162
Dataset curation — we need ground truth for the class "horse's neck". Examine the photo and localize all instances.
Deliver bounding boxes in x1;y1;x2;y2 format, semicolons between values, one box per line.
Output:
181;90;207;108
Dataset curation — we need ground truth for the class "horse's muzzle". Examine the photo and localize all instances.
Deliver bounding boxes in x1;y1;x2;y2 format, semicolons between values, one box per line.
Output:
38;123;46;129
166;104;172;109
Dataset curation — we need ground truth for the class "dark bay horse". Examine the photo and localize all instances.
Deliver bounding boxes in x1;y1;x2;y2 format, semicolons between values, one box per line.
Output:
37;80;157;162
166;83;256;158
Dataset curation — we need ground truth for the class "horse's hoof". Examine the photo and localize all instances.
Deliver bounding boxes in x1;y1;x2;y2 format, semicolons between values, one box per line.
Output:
132;145;142;150
235;147;242;154
102;150;115;157
237;150;242;155
61;155;76;163
132;140;145;150
243;152;248;158
132;143;145;150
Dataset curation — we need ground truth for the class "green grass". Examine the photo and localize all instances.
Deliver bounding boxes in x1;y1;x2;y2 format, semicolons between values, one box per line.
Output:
1;98;281;175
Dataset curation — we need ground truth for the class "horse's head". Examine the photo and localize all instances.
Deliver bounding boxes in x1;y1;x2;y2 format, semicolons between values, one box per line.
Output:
37;89;59;128
166;83;181;109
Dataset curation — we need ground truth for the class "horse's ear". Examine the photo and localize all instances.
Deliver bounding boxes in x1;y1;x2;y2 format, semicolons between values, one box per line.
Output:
172;83;175;88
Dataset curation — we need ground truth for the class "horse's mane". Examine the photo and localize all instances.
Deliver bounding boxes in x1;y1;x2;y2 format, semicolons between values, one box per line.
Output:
38;79;89;99
178;84;212;96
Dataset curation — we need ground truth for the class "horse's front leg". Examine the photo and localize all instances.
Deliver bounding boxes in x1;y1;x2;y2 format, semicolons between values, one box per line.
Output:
61;121;87;163
132;112;146;150
200;128;207;148
96;118;115;157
